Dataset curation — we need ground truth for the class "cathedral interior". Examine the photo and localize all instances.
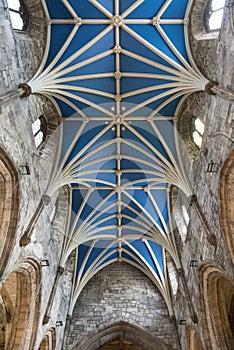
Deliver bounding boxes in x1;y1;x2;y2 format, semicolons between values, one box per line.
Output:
0;0;233;349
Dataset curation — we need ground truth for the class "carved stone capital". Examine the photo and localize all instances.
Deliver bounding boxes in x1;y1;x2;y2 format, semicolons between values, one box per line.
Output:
66;315;73;322
57;266;65;276
169;315;176;323
177;268;183;277
205;80;218;95
43;314;50;325
18;83;32;98
207;234;217;247
42;194;51;206
191;312;198;324
190;194;197;206
19;233;31;247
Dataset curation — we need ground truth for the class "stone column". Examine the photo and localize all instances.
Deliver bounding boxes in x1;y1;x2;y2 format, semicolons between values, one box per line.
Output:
190;195;217;246
19;194;51;246
0;83;32;106
205;81;234;102
177;267;198;324
169;315;183;350
43;266;65;324
0;89;22;106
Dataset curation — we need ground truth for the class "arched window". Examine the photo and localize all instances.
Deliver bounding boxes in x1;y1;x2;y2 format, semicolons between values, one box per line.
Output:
7;0;29;31
190;116;205;148
32;115;47;148
182;205;190;226
166;254;178;296
204;0;225;32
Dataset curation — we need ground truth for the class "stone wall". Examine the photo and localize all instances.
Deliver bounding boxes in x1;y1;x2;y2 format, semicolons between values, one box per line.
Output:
0;0;74;349
0;0;233;349
169;2;234;349
65;262;179;350
0;0;46;95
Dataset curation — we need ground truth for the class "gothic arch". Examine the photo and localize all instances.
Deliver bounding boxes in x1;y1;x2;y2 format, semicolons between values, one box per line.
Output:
0;147;19;278
169;186;190;245
72;321;170;350
190;0;221;40
0;258;41;350
39;328;56;350
219;149;234;266
199;262;234;350
186;326;204;350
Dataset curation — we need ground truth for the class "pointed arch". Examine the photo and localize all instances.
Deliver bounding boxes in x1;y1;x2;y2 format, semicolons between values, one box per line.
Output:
72;321;170;350
0;258;41;350
39;328;56;350
0;146;19;278
219;149;234;266
186;326;204;350
199;262;234;350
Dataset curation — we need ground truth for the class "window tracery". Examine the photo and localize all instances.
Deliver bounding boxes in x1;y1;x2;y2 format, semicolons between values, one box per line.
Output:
204;0;225;32
32;115;47;148
7;0;29;31
190;116;205;148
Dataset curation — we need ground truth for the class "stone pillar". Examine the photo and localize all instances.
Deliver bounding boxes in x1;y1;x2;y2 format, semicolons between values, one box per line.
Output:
177;267;198;324
190;195;217;246
19;194;51;247
205;81;234;102
43;266;65;324
169;315;182;350
0;83;32;106
0;89;22;106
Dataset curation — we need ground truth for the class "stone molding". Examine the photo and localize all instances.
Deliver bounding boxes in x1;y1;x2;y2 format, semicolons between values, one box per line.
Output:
198;262;234;350
190;0;220;40
0;146;19;279
219;149;234;266
71;321;170;350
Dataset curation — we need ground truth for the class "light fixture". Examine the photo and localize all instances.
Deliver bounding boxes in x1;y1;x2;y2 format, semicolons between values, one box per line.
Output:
19;163;30;175
41;259;50;267
179;320;186;325
206;161;219;173
189;260;198;267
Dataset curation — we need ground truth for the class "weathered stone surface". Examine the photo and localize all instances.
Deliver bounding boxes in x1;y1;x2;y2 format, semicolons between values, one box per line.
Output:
65;262;179;350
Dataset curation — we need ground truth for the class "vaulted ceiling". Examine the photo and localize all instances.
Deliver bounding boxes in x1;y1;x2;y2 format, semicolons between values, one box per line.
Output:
27;0;209;316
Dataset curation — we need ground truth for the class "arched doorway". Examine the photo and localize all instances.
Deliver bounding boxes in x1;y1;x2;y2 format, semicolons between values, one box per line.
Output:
199;263;234;350
0;259;41;350
0;147;19;278
97;337;145;350
39;328;56;350
186;327;204;350
72;321;169;350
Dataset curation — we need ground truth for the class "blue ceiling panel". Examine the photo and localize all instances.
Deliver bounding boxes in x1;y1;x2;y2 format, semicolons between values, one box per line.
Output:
56;27;114;69
46;0;72;19
40;0;197;298
162;0;188;19
46;24;74;66
128;24;182;66
70;0;108;19
120;29;177;69
161;24;188;61
121;77;173;95
125;0;165;18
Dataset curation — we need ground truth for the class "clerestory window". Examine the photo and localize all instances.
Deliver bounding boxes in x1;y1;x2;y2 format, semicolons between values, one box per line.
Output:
32;115;47;149
7;0;29;31
205;0;225;31
190;116;205;149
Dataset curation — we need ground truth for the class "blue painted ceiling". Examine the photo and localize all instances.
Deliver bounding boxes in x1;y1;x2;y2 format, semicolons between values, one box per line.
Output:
34;0;202;311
